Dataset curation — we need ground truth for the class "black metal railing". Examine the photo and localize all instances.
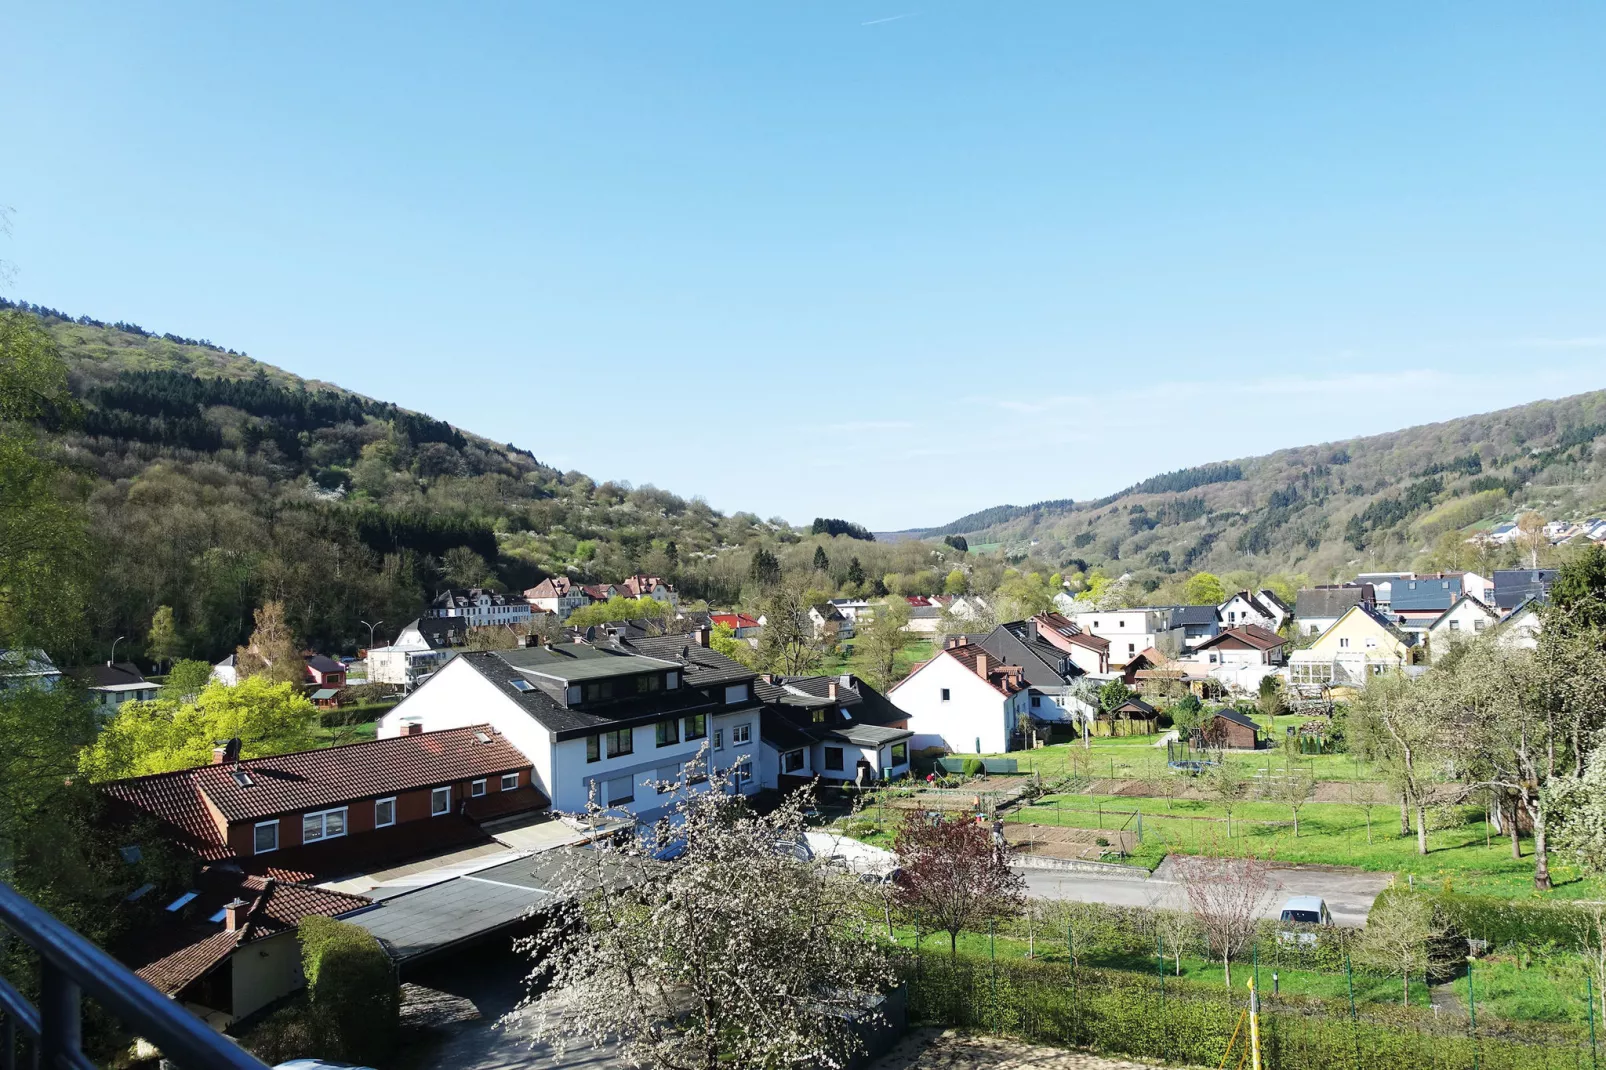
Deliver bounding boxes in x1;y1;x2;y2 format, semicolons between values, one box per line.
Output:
0;882;268;1069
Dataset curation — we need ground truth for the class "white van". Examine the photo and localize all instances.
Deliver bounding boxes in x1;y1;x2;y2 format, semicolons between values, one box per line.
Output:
1277;896;1333;945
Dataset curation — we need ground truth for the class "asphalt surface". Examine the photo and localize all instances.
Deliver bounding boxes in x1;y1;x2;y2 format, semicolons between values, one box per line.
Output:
1014;860;1390;928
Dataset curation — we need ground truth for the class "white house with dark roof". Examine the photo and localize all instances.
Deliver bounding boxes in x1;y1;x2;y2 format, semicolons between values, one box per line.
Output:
754;674;912;789
1426;594;1500;659
378;632;765;819
1218;592;1277;632
889;640;1031;754
426;588;533;628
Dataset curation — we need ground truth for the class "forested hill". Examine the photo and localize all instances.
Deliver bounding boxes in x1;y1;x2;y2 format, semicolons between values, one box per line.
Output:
3;298;806;663
918;389;1606;583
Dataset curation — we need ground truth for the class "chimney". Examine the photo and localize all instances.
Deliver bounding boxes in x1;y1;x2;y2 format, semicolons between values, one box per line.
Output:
693;625;710;649
827;681;838;700
212;737;241;764
223;898;250;932
839;673;853;691
975;653;988;679
760;673;773;685
1025;619;1040;642
404;723;423;737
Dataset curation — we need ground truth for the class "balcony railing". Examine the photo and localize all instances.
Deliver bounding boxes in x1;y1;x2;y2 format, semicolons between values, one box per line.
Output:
0;882;268;1069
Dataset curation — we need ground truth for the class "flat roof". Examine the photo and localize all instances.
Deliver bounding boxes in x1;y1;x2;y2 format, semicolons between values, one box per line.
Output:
344;846;635;964
500;645;679;683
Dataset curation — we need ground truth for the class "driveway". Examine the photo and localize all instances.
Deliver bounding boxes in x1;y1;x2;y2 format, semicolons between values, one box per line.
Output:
1015;859;1390;927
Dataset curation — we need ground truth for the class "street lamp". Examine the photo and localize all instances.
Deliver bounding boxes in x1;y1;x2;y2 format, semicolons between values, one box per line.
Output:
361;620;384;651
108;635;126;668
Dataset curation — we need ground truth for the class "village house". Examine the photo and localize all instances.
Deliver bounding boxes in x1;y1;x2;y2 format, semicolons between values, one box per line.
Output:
1071;608;1185;667
808;603;849;641
711;612;763;639
1256;589;1293;630
377;631;765;819
101;727;541;1025
1426;594;1501;659
1492;568;1559;611
827;597;874;622
304;655;346;688
81;662;162;712
1292;584;1375;636
0;648;62;691
1181;625;1287;693
1168;604;1222;651
1389;573;1463;633
1289;604;1417;685
618;573;678;606
889;639;1031;754
1028;611;1111;675
970;619;1098;733
1198;708;1263;750
426;588;533;628
1217;592;1277;632
1495;598;1544;651
524;575;593;620
365;617;460;689
754;674;911;790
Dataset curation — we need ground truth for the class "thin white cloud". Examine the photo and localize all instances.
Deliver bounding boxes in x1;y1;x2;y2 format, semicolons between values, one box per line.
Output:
822;419;916;432
862;13;915;26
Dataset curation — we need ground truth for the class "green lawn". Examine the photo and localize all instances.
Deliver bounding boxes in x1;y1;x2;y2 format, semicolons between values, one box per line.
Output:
309;720;378;747
1007;793;1606;899
1001;737;1386;784
1445;953;1596;1024
820;638;934;679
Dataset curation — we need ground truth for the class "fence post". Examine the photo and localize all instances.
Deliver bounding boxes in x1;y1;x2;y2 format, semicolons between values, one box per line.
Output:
1467;956;1479;1070
1590;974;1599;1070
1345;951;1360;1070
989;918;997;1028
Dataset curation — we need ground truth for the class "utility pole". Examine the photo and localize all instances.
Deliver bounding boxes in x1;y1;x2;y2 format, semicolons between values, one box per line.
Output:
108;635;126;668
361;620;384;651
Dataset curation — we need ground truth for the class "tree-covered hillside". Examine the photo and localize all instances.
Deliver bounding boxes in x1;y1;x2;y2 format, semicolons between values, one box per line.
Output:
920;390;1606;587
0;299;960;664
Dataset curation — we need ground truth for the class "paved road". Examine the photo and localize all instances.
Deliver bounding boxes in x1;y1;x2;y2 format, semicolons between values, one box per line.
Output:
1014;861;1390;928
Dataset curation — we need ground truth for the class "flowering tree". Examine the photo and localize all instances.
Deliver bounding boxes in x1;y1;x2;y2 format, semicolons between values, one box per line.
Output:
1174;851;1274;988
509;761;898;1070
892;812;1026;957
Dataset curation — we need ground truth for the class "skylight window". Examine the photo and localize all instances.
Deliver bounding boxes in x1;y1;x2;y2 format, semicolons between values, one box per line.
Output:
231;769;253;787
209;908;228;923
475;731;491;744
124;883;154;903
510;679;535;693
166;891;198;912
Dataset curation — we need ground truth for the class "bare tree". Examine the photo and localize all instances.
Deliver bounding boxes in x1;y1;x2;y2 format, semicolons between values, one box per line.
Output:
1208;761;1249;839
1272;768;1315;838
1152;905;1197;977
1349;779;1387;844
509;762;898;1070
893;812;1026;957
234;600;302;685
1356;891;1445;1005
1175;852;1274;988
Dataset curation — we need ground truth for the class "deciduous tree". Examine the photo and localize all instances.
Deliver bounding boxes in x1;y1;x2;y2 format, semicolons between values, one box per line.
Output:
1357;892;1445;1004
1175;851;1273;988
853;598;911;691
235;601;304;686
893;813;1026;957
146;605;182;669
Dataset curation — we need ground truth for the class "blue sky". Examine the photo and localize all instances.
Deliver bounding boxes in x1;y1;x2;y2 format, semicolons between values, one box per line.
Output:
3;2;1603;530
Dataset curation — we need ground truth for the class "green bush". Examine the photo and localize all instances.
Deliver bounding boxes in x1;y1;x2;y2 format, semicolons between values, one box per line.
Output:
1371;887;1583;952
298;916;399;1066
235;996;324;1065
962;757;985;778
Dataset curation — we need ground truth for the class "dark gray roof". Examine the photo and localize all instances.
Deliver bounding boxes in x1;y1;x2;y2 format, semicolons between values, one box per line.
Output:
80;662;147;688
306;655;345;675
455;651;719;740
1493;569;1558;610
1389;576;1461;613
498;644;679;683
1294;585;1373;620
1213;708;1259;730
822;724;912;747
983;624;1082;688
1354;604;1417;646
620;634;756;689
1168;605;1222;627
1257;589;1292;614
773;674;907;728
760;709;815;752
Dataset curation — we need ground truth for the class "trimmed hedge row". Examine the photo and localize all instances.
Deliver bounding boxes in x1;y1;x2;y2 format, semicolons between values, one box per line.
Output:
1370;886;1586;951
905;951;1591;1070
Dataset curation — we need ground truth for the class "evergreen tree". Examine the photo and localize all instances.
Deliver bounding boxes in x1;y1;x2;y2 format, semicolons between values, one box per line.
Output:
748;548;782;589
812;546;830;572
845;557;866;587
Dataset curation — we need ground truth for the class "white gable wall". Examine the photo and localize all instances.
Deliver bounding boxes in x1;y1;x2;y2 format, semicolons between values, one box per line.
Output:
890;653;1021;754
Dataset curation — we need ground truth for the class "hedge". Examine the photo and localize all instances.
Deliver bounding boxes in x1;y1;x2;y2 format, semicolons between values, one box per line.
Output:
1370;886;1586;952
298;916;399;1066
905;951;1593;1070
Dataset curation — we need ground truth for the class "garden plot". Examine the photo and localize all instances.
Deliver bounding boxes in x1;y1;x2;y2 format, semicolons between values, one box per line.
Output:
1004;823;1136;860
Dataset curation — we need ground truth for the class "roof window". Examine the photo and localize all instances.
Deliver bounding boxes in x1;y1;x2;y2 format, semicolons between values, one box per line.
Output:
166;891;198;912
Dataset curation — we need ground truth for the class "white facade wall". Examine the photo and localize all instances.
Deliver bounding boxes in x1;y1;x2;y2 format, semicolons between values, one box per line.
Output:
1219;596;1274;631
1428;601;1497;660
890;653;1025;754
1071;610;1182;665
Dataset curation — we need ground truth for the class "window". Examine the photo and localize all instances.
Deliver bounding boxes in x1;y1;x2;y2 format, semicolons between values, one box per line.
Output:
713;729;724;751
375;797;396;828
607;774;634;806
732;723;751;745
431;786;452;816
1448;619;1461;632
1127;644;1135;656
254;820;279;854
636;674;662;694
587;735;600;762
1309;624;1319;635
1339;637;1350;649
666;671;679;689
500;772;518;791
724;684;748;705
656;720;679;747
606;728;633;758
1364;638;1378;649
890;742;908;765
825;747;844;771
471;779;487;797
812;709;826;724
1030;694;1041;708
1474;619;1487;632
684;713;707;740
783;750;805;773
302;808;347;843
940;688;951;702
656;764;680;793
733;760;752;787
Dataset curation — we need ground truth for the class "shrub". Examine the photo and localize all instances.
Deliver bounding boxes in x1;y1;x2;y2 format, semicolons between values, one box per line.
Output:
235;996;324;1065
962;758;986;778
1369;887;1583;952
298;916;399;1066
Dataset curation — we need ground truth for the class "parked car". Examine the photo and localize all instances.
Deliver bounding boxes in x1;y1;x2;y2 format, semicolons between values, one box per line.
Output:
1277;895;1333;945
